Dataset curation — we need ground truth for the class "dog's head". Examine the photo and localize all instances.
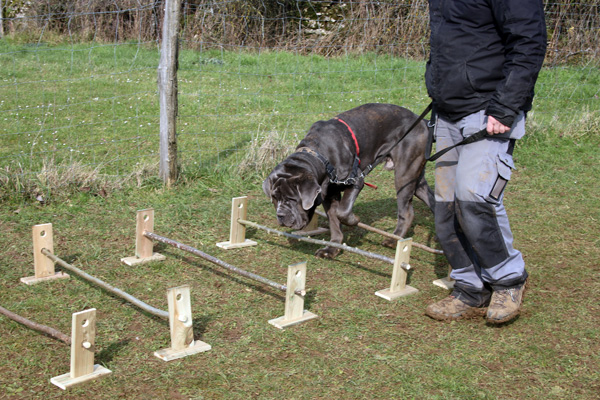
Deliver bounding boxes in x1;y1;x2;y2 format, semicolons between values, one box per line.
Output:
262;167;322;230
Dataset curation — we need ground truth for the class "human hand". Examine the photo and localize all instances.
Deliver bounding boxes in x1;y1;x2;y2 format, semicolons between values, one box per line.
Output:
486;115;511;135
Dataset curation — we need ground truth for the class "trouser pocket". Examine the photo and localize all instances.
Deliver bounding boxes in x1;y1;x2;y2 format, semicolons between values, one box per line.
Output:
484;151;514;204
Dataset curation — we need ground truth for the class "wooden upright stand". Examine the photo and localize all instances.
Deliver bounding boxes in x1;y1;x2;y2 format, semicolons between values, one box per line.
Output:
292;213;329;237
375;238;418;300
155;285;211;361
121;209;166;266
268;262;318;329
21;223;69;285
51;309;112;390
433;266;455;289
216;197;258;249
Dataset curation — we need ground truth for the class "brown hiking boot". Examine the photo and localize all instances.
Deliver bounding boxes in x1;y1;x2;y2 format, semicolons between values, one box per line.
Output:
486;282;527;324
425;295;486;321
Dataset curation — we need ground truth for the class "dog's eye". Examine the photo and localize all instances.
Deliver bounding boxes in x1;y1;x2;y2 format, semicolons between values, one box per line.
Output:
277;198;296;207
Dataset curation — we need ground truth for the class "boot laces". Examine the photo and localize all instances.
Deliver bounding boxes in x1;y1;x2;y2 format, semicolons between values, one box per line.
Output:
493;288;517;305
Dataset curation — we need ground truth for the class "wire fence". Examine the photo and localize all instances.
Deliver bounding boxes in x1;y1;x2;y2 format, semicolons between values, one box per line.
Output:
0;1;598;195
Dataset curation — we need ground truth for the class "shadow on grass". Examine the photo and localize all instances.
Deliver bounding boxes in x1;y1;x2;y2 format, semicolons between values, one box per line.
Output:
255;237;394;279
156;247;323;311
96;339;131;365
193;314;215;341
56;253;173;326
165;251;286;303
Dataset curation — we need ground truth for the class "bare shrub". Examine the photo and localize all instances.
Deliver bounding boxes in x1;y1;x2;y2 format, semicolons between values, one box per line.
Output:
0;159;160;202
545;0;600;65
4;0;161;43
238;130;295;176
4;1;597;64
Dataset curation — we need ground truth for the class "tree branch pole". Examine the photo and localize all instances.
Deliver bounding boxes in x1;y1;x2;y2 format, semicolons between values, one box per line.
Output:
143;231;306;297
41;249;169;320
315;210;444;255
0;305;71;345
237;219;399;266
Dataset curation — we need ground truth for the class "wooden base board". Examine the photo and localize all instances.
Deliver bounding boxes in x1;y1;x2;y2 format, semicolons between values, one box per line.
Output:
433;277;455;290
20;272;70;285
291;227;329;237
154;340;212;362
268;310;318;330
375;285;419;301
51;364;112;390
120;253;166;266
216;239;257;250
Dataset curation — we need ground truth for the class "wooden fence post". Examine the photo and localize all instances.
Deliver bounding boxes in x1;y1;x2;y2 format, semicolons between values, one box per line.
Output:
0;0;5;39
158;0;181;186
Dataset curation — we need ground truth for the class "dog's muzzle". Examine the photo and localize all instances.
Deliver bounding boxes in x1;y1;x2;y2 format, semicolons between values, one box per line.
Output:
276;203;306;230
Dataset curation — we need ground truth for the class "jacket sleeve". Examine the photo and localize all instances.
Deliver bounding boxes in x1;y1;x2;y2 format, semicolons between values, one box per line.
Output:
485;0;547;127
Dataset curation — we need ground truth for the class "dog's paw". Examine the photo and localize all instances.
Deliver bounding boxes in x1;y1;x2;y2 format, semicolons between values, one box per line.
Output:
338;213;360;226
315;247;341;259
382;238;397;248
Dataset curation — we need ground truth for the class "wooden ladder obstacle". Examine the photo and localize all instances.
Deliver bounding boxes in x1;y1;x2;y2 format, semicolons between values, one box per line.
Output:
122;209;317;329
22;223;210;361
217;196;418;300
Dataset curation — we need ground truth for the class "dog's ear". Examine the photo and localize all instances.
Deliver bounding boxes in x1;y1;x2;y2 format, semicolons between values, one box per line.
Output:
297;179;321;210
262;175;273;197
263;171;293;198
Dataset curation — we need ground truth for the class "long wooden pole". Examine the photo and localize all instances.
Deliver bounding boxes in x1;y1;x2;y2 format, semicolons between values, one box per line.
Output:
237;219;397;265
0;305;71;345
143;231;306;297
158;0;181;186
315;210;443;255
41;249;169;320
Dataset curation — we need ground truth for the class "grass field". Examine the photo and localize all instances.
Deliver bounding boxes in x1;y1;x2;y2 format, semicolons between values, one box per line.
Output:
0;41;599;399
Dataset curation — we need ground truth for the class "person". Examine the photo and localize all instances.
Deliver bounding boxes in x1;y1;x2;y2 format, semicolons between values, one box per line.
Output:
424;0;547;323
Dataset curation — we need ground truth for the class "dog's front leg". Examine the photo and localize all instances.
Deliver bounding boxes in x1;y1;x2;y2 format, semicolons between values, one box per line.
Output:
315;191;343;259
336;182;364;226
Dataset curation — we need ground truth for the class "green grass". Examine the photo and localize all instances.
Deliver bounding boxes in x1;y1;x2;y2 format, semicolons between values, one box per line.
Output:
0;40;599;399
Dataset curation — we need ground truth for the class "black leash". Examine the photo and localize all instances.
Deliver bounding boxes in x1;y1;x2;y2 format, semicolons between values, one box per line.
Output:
362;102;434;177
427;127;489;162
357;100;492;171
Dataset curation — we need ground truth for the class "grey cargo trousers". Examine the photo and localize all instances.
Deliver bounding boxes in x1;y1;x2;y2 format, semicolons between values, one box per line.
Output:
434;110;528;306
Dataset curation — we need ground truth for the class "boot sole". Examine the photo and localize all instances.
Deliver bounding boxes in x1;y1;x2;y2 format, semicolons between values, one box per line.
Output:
425;306;487;321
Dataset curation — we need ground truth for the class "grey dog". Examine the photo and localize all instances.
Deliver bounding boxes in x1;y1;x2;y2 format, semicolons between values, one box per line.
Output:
263;103;435;258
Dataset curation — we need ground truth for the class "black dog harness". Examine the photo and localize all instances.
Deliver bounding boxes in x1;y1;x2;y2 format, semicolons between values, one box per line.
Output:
296;117;373;187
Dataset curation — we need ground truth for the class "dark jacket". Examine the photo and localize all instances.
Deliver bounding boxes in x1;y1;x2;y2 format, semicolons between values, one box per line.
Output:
425;0;547;126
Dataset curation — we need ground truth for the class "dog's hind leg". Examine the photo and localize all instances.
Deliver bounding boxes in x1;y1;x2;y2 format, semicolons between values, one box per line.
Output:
415;170;436;214
383;144;426;248
383;176;418;248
